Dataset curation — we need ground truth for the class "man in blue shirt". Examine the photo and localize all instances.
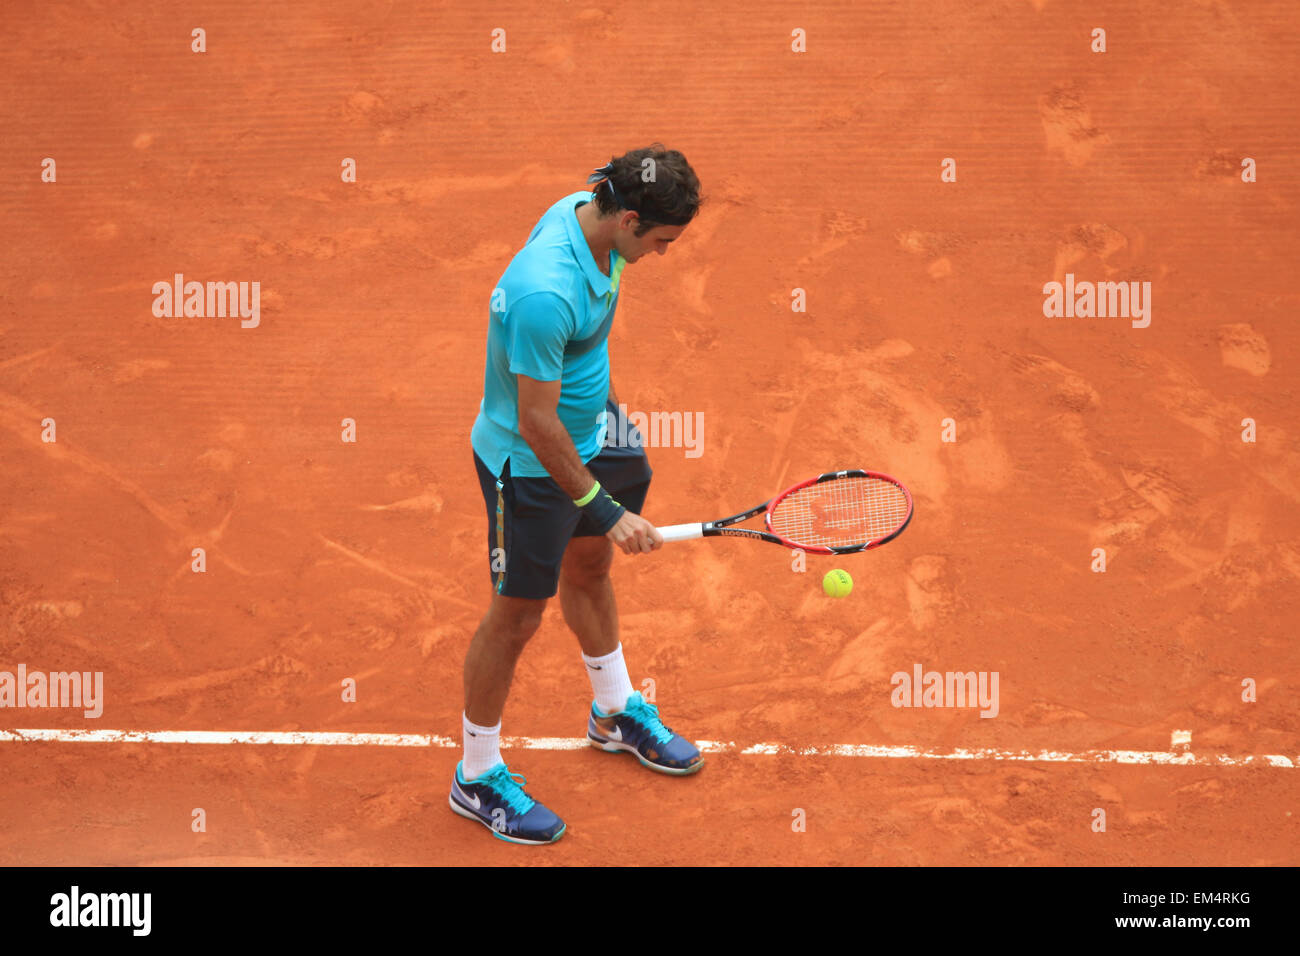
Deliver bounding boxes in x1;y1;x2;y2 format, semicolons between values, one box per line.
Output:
451;147;705;844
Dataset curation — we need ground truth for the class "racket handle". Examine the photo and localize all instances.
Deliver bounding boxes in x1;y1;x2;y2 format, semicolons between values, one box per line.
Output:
657;522;704;543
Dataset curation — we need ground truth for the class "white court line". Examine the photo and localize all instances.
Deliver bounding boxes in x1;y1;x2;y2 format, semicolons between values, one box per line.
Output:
0;728;1294;768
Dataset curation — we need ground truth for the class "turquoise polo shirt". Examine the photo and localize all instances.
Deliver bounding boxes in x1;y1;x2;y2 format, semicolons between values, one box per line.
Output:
471;190;626;478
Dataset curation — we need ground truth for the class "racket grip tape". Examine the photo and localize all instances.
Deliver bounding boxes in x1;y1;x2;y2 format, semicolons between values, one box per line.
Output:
657;523;704;543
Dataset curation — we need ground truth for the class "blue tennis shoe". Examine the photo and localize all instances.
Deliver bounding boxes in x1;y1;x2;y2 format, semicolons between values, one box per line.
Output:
449;761;566;845
587;692;704;775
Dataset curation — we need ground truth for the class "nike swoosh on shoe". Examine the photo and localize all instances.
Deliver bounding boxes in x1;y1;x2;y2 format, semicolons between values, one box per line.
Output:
453;782;482;810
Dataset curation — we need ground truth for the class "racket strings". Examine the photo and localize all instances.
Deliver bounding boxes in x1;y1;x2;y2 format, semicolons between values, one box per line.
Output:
769;477;910;549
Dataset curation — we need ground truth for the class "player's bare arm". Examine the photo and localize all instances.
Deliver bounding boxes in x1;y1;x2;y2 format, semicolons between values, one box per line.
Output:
517;373;662;555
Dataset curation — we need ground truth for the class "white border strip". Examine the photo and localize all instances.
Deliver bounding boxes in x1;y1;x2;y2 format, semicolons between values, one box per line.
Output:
0;729;1293;768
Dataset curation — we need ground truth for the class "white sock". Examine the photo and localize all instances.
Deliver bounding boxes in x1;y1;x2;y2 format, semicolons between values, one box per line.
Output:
462;713;503;780
583;643;636;715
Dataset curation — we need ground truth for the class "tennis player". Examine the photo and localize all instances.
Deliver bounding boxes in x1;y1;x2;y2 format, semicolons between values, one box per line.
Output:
451;146;705;844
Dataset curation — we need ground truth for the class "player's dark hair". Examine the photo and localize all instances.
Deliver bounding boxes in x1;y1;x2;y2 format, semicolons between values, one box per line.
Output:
589;144;702;236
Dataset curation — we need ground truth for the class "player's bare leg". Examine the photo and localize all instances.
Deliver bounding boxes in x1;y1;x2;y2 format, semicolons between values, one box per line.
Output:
462;592;546;726
559;535;618;658
453;591;566;844
563;534;702;773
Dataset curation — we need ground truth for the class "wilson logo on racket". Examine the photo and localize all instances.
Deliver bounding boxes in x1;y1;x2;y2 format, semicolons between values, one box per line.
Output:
656;469;913;555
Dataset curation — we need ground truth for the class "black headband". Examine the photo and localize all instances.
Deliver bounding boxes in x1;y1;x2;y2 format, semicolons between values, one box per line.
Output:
586;161;625;208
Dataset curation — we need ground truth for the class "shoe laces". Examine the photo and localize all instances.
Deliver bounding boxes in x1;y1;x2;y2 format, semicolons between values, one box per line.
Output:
623;693;675;745
477;764;535;816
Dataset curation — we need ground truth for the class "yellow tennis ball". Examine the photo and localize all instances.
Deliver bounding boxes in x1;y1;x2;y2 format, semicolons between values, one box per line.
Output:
823;569;853;598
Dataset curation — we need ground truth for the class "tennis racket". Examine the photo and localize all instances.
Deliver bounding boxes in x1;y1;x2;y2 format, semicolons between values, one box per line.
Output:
656;469;913;555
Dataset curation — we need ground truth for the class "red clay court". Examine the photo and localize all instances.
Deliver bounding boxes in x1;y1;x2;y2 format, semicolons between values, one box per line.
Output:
1;1;1297;865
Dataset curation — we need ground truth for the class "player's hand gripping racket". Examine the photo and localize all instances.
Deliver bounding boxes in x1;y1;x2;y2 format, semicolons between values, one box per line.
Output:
657;469;913;554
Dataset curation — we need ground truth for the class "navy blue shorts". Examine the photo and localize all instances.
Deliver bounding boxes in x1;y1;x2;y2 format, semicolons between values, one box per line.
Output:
473;400;653;599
